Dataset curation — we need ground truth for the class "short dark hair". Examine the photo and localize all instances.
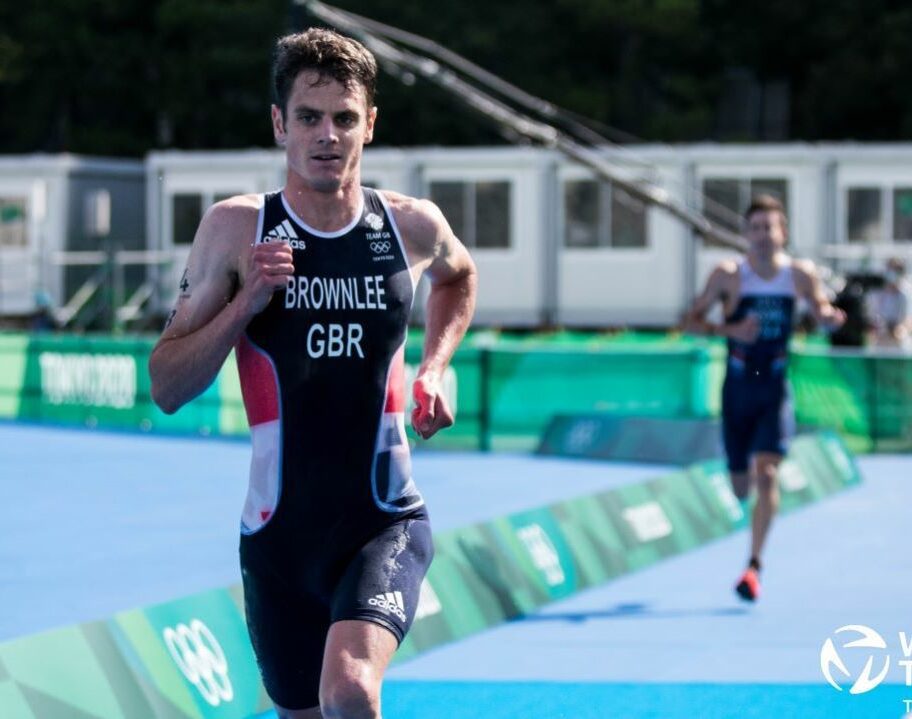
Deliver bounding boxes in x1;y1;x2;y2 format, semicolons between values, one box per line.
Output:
887;256;906;275
744;194;787;222
273;28;378;116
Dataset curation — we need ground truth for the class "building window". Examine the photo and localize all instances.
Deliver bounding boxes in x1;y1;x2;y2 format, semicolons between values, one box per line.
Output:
893;188;912;242
703;179;741;231
701;176;789;248
172;193;202;246
83;190;111;237
846;187;882;243
563;180;647;249
564;180;598;247
0;197;28;247
429;180;511;249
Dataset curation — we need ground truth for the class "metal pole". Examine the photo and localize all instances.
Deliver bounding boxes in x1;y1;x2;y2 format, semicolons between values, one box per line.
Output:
479;347;492;452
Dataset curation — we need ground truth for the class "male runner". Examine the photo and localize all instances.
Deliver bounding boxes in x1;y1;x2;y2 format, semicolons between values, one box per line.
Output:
685;194;843;601
149;28;477;718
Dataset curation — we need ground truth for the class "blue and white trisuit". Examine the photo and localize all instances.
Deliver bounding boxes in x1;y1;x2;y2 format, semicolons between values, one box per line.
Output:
721;258;798;473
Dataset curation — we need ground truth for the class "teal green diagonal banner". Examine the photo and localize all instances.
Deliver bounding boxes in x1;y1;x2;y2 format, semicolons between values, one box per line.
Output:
0;431;860;717
395;430;860;659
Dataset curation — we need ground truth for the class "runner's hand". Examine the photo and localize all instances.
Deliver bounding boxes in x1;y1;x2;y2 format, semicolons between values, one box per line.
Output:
728;314;761;343
819;306;846;331
411;372;454;440
240;241;295;316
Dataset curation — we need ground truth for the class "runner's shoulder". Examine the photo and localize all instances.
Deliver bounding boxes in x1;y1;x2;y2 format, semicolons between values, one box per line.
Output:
198;194;262;248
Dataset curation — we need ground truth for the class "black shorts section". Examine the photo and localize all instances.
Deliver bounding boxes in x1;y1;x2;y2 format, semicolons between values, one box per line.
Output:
721;375;791;473
240;512;433;710
331;515;433;644
241;563;328;710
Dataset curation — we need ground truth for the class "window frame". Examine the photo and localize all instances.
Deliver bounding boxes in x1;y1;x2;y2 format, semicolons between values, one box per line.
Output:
699;175;791;249
0;195;29;249
426;177;514;251
560;177;650;251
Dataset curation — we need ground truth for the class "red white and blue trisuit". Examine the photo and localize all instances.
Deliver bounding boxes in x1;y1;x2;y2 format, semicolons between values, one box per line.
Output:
235;188;432;709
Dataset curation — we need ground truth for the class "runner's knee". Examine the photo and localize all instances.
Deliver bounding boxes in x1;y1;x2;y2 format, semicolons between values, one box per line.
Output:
754;459;779;494
730;472;751;500
320;670;378;719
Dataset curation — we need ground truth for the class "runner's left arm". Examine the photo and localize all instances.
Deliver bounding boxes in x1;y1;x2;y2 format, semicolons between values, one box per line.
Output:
795;260;845;330
399;198;477;439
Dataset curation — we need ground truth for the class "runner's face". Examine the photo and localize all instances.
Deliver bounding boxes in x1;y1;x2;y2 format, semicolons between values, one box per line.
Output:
745;209;787;258
272;71;376;193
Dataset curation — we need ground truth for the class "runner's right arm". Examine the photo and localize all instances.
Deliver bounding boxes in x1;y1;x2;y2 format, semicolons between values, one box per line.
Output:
149;196;294;414
684;263;728;336
683;262;758;342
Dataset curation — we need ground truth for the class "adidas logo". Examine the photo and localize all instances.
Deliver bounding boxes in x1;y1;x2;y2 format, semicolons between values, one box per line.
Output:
367;591;407;622
264;220;306;250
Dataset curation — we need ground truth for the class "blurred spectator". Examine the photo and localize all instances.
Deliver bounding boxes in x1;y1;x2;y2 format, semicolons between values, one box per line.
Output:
28;290;57;332
829;277;870;348
868;257;912;348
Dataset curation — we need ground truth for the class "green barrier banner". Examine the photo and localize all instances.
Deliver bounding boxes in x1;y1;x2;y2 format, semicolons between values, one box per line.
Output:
0;588;271;719
3;333;222;435
395;430;860;660
483;347;713;451
4;329;912;453
0;333;28;418
0;431;860;717
537;414;722;464
0;332;717;452
790;349;912;452
500;508;579;600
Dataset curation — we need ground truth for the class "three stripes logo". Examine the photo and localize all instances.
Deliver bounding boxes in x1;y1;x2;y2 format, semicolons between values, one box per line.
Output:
368;591;407;622
264;220;306;250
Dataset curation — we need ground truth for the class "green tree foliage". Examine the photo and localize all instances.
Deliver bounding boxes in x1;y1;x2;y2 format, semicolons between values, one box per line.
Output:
0;0;287;155
1;0;911;155
0;0;160;154
154;0;287;149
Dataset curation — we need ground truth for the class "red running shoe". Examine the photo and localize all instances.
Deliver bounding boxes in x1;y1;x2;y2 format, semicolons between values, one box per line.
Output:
735;568;761;601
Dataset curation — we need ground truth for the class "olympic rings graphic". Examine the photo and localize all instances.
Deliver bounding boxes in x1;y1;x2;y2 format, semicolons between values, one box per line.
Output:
163;619;234;706
370;241;391;254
